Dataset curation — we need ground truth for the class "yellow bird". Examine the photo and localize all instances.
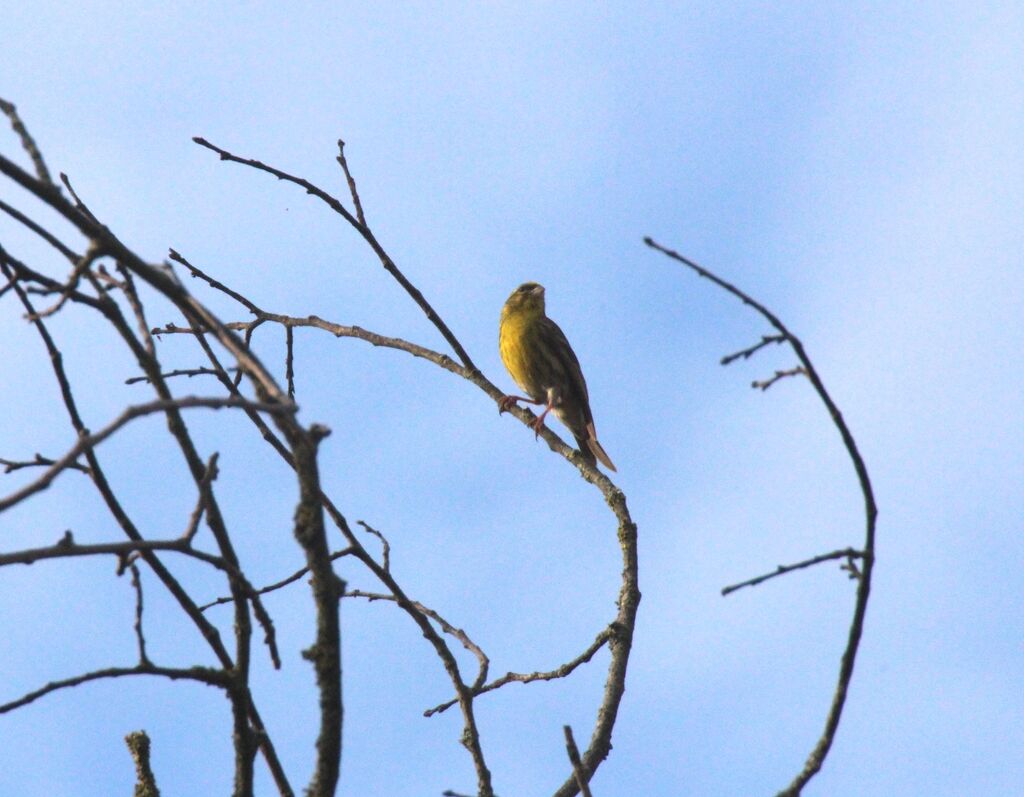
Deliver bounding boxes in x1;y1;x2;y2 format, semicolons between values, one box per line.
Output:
498;282;617;471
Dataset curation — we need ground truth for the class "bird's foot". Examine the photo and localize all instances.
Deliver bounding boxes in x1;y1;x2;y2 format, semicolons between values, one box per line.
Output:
498;395;519;414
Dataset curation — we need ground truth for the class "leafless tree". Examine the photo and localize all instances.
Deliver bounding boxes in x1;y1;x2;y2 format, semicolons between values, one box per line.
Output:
0;98;875;796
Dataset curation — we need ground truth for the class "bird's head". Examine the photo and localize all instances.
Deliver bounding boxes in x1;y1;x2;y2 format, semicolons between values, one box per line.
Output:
502;282;546;320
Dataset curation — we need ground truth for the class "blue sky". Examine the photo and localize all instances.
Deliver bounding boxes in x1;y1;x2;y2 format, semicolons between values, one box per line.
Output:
2;3;1022;795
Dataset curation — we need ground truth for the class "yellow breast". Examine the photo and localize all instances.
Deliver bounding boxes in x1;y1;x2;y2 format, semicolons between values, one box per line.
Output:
499;313;531;393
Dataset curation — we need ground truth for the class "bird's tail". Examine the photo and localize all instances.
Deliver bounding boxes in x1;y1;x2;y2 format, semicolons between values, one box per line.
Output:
575;424;617;472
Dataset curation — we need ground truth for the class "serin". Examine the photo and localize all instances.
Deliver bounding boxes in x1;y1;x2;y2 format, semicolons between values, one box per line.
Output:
498;282;616;471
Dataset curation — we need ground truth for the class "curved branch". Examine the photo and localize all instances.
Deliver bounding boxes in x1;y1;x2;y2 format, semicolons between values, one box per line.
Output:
0;664;229;714
426;628;612;717
0;198;79;262
345;588;491;691
644;237;878;797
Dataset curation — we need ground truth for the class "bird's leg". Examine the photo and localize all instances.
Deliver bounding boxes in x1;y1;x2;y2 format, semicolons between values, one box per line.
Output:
531;400;555;439
498;394;542;414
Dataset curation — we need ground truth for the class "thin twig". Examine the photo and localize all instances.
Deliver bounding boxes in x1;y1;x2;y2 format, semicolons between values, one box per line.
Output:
0;528;289;673
722;548;866;596
285;324;295;400
198;546;355;611
356;520;390;573
752;366;806;391
192;137;478;371
0;664;230;714
181;453;219;545
59;172;99;223
721;334;786;365
0;199;79;262
26;242;104;320
0;536;221;572
129;565;151;665
346;588;490;690
95;263;126;292
155;285;581;608
116;264;157;358
168;249;262;314
319;491;495;796
1;453;90;476
1;246;100;309
141;258;593;483
156;316;467;377
0;396;294;513
0;98;53;185
335;139;366;226
125;367;239;385
564;725;592;797
427;629;612;717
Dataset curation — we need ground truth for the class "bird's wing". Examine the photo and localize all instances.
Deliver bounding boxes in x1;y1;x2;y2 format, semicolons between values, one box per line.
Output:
541;317;593;423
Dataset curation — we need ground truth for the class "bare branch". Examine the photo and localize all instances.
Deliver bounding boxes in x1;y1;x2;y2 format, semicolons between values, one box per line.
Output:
0;252;296;795
335;138;366;226
126;367;239;385
289;429;343;797
563;726;592;797
356;520;390;573
181;452;219;545
752;366;806;391
345;588;490;691
146;254;600;485
0;536;226;572
199;547;356;611
1;246;102;310
1;453;90;476
156;315;468;377
285;324;296;400
427;628;612;717
125;730;161;797
0;664;230;714
0;198;79;262
168;248;262;314
645;237;878;797
0;98;53;185
192;137;478;371
0;527;286;674
0;397;294;514
129;565;152;666
59;171;100;223
25;242;105;320
722;548;867;596
320;493;495;795
151;321;251;334
721;334;786;365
